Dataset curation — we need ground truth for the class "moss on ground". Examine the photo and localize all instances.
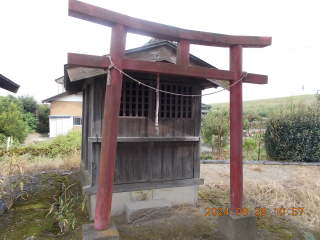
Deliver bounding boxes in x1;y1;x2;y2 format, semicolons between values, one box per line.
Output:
0;172;89;240
1;171;319;239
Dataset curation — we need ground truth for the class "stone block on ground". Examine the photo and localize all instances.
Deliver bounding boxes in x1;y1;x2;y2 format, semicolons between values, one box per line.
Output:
125;199;172;224
218;208;256;240
82;222;119;240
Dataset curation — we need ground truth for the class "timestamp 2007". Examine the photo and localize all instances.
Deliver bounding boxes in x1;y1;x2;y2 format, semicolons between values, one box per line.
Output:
205;207;304;216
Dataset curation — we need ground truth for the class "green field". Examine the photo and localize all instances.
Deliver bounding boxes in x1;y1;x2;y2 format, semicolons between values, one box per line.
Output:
208;94;317;117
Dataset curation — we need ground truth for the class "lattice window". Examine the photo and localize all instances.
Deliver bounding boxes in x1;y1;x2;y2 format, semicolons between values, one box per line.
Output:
159;84;193;118
120;80;149;117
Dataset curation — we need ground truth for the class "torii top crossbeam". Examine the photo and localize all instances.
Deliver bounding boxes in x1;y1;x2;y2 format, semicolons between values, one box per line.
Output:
67;0;271;231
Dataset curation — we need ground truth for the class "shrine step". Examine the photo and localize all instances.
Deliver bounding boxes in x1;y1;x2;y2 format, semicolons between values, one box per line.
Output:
125;199;172;224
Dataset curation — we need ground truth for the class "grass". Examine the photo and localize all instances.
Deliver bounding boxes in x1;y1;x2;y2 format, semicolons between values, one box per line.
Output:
0;131;81;176
202;166;320;230
208;94;316;117
0;151;80;176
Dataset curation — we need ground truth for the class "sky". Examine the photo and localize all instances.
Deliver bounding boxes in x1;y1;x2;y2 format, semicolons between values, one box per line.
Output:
0;0;320;104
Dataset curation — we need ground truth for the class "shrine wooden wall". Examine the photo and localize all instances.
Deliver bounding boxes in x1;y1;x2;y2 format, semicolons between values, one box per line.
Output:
80;72;202;193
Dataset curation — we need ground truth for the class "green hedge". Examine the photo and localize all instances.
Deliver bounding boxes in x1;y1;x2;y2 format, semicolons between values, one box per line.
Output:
0;131;81;158
264;108;320;162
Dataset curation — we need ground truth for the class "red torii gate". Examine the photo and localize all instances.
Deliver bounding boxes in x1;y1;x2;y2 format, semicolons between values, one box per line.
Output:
67;0;272;231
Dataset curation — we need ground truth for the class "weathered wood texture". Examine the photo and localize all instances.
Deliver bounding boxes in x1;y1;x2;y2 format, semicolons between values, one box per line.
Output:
193;86;202;178
69;0;272;48
81;73;202;189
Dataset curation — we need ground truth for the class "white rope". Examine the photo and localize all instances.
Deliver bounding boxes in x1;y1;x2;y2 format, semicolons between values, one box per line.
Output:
106;55;247;96
106;55;246;135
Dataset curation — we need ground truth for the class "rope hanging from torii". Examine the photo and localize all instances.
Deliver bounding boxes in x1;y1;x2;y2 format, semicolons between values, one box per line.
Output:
106;55;248;135
106;55;248;97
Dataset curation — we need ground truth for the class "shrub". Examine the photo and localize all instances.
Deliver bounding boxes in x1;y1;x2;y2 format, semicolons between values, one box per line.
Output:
201;109;229;159
0;133;7;146
18;95;38;114
243;138;257;159
37;104;50;133
264;101;320;162
0;101;29;143
23;112;38;133
0;131;81;158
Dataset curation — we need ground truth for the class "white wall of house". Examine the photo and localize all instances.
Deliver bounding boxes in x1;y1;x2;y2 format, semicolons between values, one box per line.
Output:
49;116;73;138
54;94;82;102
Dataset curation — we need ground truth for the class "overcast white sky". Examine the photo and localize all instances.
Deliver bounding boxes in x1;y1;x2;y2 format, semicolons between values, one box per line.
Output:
0;0;320;104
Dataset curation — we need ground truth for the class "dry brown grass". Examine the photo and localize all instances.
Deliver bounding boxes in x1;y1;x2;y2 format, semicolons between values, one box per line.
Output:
0;150;81;176
205;166;320;229
249;165;262;172
245;167;320;229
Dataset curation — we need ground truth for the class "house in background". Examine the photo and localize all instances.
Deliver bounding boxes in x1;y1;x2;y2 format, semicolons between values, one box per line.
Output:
42;76;82;138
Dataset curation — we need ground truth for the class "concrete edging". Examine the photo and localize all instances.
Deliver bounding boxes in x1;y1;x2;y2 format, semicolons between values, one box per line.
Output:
200;160;320;166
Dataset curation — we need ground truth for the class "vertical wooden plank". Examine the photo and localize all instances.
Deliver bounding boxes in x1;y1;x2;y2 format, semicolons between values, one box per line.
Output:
94;78;102;136
139;142;149;181
123;79;127;116
193;86;201;178
141;84;145;116
162;141;173;180
114;143;126;184
81;89;85;162
84;85;90;169
88;79;95;185
135;83;138;117
185;88;189;119
182;142;193;179
173;142;183;179
129;82;132;116
175;85;178;119
151;142;162;181
164;84;167;118
93;142;101;186
180;87;184;119
169;85;173;118
148;79;155;136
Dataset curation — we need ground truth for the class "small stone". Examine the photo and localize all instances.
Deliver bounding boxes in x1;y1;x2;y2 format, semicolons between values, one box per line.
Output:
0;201;7;215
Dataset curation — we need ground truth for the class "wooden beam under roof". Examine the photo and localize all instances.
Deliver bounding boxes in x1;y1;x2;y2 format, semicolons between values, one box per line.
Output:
68;53;268;84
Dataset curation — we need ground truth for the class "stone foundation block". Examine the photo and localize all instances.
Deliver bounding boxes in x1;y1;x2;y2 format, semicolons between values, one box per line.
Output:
82;222;119;240
125;199;172;224
218;209;256;240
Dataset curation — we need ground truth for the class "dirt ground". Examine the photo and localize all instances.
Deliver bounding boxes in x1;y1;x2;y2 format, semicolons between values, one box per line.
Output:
1;164;319;239
113;163;320;240
24;133;49;145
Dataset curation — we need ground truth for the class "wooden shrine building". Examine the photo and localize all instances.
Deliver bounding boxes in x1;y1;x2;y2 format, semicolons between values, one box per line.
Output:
66;0;271;233
64;39;227;219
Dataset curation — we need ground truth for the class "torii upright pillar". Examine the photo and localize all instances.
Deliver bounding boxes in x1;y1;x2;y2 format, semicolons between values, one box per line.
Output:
230;45;243;211
94;24;127;231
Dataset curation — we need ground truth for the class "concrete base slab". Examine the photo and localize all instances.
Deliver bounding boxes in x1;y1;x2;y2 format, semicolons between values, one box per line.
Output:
88;185;198;220
218;209;256;240
125;199;172;223
82;222;119;240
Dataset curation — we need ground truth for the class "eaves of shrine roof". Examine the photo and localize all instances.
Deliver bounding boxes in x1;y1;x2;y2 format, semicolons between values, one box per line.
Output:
0;74;20;93
63;39;227;94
